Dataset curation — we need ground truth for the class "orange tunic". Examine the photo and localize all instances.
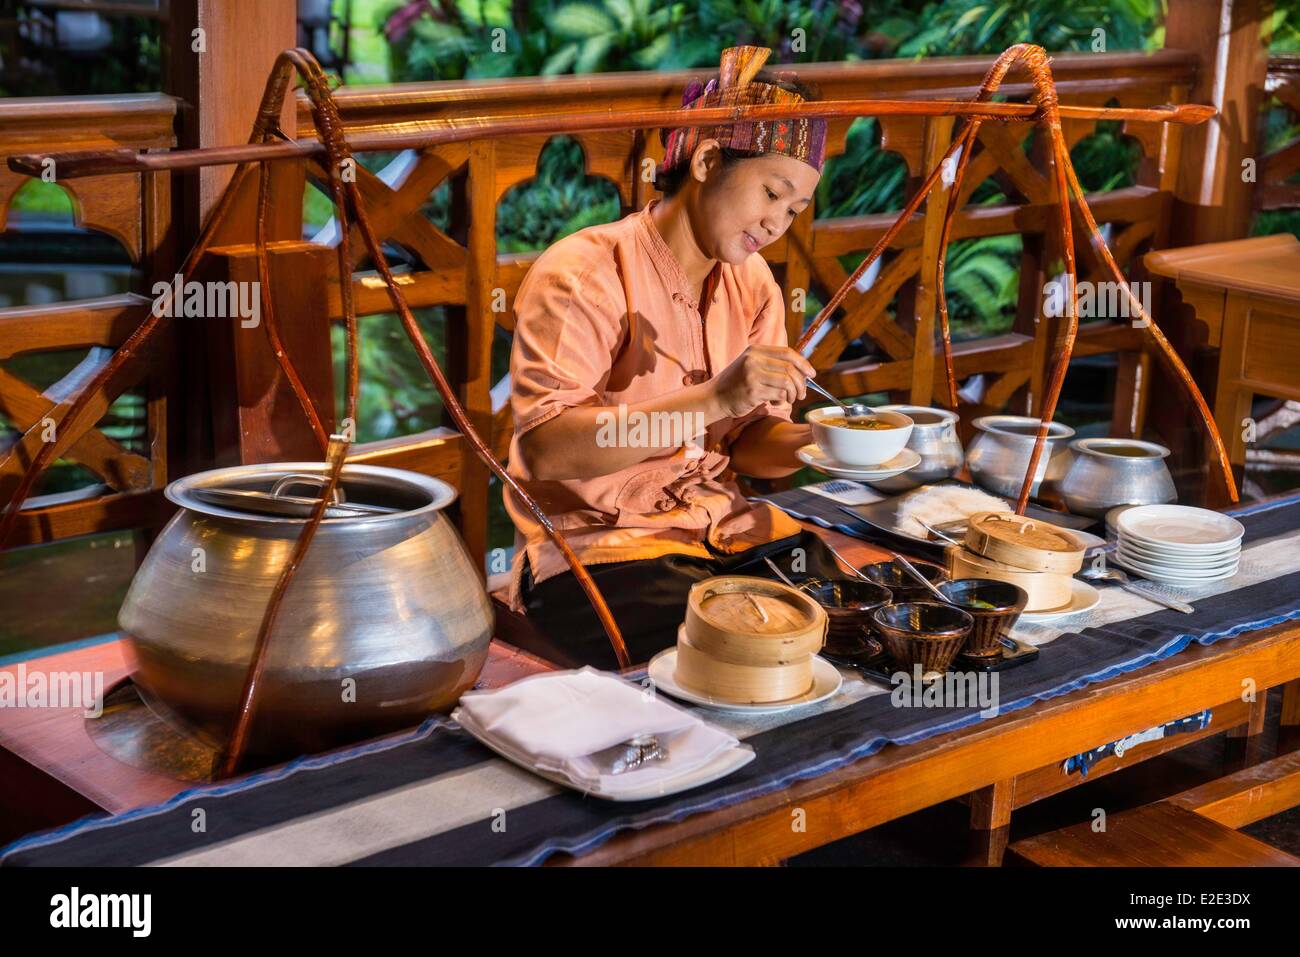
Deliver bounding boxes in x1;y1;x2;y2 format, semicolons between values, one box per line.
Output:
505;199;803;609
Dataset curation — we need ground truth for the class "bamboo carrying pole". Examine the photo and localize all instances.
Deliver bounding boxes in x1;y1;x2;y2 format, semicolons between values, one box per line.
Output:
0;46;1237;773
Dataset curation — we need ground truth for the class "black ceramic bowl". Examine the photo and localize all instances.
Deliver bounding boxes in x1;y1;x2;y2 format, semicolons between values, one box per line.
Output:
859;560;947;602
936;579;1028;658
871;601;974;676
797;578;893;656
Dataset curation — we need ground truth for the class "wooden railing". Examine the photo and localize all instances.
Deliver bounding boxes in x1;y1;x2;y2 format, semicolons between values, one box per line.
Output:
0;50;1200;567
0;93;176;546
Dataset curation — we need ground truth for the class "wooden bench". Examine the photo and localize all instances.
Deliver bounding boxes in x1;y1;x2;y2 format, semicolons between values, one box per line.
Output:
1008;749;1300;866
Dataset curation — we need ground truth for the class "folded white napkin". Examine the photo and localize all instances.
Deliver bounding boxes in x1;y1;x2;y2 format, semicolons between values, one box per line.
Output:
454;667;739;795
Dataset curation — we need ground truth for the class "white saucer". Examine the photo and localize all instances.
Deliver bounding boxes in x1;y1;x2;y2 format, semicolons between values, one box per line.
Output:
1118;537;1240;567
647;650;843;714
1112;552;1239;586
1117;544;1239;574
1018;579;1101;622
796;445;921;482
455;711;756;802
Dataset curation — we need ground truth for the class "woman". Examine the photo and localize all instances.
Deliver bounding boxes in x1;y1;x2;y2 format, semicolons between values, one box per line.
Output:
505;45;843;669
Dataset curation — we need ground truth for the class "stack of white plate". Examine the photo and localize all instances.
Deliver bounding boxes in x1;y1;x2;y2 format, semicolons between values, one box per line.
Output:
1113;504;1244;586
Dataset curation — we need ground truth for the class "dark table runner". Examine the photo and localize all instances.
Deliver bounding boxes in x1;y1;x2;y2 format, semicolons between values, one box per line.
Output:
5;492;1300;867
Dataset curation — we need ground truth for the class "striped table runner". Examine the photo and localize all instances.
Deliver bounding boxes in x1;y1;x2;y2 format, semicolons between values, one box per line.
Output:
4;492;1299;867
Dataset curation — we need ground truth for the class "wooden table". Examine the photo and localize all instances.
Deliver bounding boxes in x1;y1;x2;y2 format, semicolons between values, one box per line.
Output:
1146;233;1300;490
2;525;1297;864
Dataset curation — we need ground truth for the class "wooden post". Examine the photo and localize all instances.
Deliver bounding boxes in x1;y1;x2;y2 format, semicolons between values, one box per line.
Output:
1152;0;1274;501
1166;0;1274;247
454;141;500;575
912;115;955;406
166;0;299;226
217;244;337;463
165;1;310;472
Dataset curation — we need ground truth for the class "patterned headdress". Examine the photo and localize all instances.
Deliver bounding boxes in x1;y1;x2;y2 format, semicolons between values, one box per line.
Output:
656;45;827;182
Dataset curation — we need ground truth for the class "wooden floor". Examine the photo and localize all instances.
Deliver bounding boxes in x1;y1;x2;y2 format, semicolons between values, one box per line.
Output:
790;688;1300;865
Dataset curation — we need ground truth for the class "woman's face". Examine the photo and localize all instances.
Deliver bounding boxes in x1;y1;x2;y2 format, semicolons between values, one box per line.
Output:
687;143;821;265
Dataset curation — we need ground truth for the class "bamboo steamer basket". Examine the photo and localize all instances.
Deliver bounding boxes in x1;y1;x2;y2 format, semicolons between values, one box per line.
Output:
945;545;1074;613
676;576;827;703
964;511;1085;574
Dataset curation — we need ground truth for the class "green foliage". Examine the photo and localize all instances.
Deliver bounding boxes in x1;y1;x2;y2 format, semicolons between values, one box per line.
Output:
884;0;1163;58
334;312;448;443
1069;118;1140;192
497;137;621;252
942;234;1023;336
816;119;909;217
381;0;689;80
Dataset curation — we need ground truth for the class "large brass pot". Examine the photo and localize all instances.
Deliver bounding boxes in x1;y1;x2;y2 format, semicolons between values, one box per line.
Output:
119;462;493;758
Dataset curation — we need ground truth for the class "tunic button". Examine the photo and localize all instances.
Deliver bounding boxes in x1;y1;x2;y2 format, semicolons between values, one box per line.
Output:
656;498;674;512
682;370;707;386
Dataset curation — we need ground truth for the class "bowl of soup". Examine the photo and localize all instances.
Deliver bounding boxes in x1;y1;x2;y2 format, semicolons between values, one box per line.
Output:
807;407;913;467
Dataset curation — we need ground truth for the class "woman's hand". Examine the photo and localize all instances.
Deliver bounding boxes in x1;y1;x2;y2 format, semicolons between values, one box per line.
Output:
708;345;816;418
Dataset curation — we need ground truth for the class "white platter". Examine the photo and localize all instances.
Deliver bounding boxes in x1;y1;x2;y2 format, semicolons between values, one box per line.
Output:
796;444;921;482
453;709;756;802
1018;579;1101;622
648;649;843;715
1116;505;1244;550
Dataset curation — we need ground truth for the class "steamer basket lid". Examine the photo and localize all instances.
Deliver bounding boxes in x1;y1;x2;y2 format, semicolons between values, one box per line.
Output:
964;511;1084;572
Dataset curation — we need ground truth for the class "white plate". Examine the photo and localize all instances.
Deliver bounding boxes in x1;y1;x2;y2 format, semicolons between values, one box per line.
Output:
797;444;921;482
648;649;843;714
453;710;756;802
1111;553;1239;586
1118;540;1240;569
1018;579;1101;622
1116;505;1245;550
1114;550;1239;581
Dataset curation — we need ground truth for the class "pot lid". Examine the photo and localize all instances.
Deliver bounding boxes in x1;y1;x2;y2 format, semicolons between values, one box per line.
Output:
166;462;458;524
964;511;1084;573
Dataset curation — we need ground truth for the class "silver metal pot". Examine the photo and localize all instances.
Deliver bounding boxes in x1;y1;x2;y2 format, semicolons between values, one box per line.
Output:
965;415;1076;499
869;404;964;492
119;462;493;758
1059;437;1177;517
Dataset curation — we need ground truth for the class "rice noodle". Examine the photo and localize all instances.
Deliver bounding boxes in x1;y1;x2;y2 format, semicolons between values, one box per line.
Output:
895;485;1007;539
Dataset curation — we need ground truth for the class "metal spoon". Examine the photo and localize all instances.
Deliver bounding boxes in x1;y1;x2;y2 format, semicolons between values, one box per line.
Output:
1081;565;1193;614
763;556;800;589
821;540;874;583
805;378;873;418
817;517;954;604
888;550;957;605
